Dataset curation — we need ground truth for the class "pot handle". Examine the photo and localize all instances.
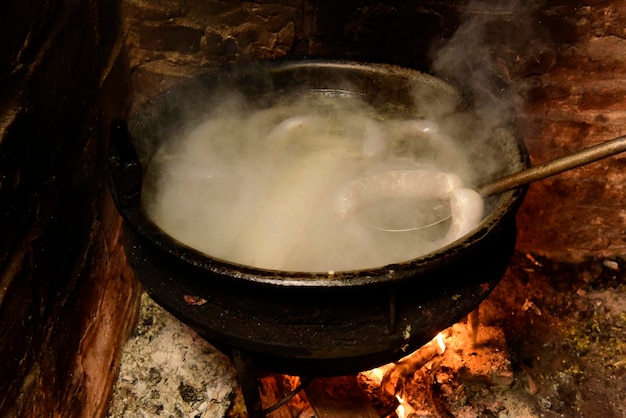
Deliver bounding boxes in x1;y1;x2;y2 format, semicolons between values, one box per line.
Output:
108;119;142;210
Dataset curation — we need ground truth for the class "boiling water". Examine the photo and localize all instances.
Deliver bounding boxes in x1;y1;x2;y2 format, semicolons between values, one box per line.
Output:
141;93;483;272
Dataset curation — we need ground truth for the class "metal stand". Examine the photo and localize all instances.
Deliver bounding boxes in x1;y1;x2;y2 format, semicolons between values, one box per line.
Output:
232;349;264;418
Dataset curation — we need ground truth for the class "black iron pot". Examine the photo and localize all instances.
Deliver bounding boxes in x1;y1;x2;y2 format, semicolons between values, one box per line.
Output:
108;60;529;376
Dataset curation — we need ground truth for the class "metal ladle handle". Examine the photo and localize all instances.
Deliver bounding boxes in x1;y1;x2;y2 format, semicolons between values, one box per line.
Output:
478;134;626;197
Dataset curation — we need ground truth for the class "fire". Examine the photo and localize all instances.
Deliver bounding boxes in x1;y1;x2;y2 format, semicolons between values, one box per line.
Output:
395;394;417;418
368;365;386;382
393;332;447;369
393;333;447;417
361;332;447;417
434;332;446;354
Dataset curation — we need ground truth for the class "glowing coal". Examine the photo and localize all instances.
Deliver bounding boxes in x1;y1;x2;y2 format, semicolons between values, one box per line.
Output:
141;92;484;272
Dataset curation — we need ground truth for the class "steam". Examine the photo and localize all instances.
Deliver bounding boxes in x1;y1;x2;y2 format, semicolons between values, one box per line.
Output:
430;0;528;128
141;89;482;272
139;2;535;273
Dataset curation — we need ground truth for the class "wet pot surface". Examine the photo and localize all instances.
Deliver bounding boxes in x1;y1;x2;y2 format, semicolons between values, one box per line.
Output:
109;60;529;375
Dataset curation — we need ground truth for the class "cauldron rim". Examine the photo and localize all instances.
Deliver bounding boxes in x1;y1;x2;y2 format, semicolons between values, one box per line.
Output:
109;59;529;289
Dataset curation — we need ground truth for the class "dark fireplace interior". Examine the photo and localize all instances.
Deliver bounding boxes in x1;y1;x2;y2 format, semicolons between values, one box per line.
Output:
1;1;625;417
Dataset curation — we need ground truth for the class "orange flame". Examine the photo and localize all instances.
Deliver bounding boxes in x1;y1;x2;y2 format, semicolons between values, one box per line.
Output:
435;332;446;354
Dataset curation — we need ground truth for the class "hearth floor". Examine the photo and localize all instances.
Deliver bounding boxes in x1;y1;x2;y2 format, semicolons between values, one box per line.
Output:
106;293;239;417
107;252;625;417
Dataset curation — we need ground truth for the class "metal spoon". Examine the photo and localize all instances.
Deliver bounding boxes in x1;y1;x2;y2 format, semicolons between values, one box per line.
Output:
359;134;626;232
477;133;626;197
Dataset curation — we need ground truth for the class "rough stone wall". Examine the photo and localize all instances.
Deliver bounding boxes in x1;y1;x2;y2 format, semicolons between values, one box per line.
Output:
122;0;466;106
122;0;626;262
513;1;626;261
0;1;141;417
123;0;307;106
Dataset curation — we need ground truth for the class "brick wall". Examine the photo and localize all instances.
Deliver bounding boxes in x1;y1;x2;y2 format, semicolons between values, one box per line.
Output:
513;1;626;261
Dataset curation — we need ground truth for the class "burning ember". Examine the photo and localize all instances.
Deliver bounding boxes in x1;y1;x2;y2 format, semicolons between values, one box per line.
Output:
229;308;518;417
363;333;447;418
219;310;520;417
229;310;521;417
355;309;518;417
